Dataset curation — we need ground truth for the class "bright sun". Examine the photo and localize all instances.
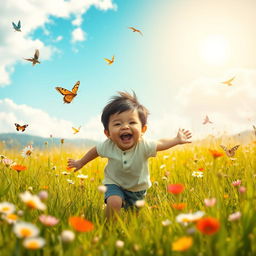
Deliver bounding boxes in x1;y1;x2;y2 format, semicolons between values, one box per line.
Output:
199;35;230;66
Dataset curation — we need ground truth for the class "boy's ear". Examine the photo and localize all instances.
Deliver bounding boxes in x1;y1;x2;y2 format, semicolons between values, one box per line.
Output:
104;129;110;138
141;125;147;134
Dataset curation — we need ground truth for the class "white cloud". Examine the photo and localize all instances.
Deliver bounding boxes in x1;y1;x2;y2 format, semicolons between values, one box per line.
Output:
0;98;105;140
0;0;116;86
71;28;86;42
72;15;83;26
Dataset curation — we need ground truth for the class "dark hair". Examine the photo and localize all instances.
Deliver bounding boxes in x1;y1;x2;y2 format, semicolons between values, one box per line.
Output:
101;91;149;131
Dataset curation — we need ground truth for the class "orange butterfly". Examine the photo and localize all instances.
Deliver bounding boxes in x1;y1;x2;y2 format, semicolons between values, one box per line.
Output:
128;27;143;36
14;123;28;132
220;145;240;157
55;81;80;104
72;126;81;134
104;56;114;65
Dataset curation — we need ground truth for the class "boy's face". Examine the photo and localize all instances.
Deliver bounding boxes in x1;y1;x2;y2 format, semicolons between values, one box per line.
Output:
104;109;147;151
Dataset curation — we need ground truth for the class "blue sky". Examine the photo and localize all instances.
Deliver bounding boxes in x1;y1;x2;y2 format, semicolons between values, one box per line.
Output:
1;0;256;140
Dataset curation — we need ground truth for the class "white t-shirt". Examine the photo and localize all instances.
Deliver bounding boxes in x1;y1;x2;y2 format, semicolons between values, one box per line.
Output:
96;138;157;192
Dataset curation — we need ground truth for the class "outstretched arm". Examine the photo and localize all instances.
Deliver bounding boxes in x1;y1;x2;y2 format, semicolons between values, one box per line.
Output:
156;128;192;152
67;146;99;172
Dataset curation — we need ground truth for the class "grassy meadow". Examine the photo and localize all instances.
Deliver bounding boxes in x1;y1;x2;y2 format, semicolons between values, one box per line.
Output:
0;137;256;256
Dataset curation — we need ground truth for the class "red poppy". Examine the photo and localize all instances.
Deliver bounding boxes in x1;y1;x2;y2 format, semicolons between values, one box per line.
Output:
167;184;185;194
209;150;224;159
69;216;94;232
171;203;187;210
11;164;27;172
198;167;205;171
196;217;220;235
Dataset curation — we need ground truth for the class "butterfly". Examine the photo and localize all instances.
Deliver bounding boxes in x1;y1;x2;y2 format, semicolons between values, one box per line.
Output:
220;145;240;157
12;20;21;32
128;27;143;36
202;115;213;125
72;126;81;134
222;76;235;86
55;81;80;104
24;49;40;66
14;123;28;132
104;56;115;65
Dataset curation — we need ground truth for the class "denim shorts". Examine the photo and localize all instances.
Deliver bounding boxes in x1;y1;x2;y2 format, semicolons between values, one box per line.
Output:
104;184;146;209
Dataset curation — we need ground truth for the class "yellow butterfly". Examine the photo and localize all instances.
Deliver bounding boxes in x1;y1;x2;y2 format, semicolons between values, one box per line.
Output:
55;81;80;104
222;76;235;86
220;145;240;157
104;56;115;65
72;126;81;134
14;123;28;132
128;27;143;36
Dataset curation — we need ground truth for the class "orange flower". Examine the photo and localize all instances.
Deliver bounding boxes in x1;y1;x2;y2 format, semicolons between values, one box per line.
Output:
171;203;187;210
198;167;205;171
209;149;224;159
11;164;27;172
69;217;94;232
196;217;220;235
167;184;185;194
66;167;72;171
172;236;193;251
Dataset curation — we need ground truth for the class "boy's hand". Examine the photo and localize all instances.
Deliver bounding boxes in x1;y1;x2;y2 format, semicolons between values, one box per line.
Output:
67;159;83;172
176;128;192;144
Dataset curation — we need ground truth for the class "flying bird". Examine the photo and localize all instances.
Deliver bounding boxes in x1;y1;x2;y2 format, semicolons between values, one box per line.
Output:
55;81;80;104
72;126;81;134
202;115;213;125
12;20;21;32
104;56;115;65
24;49;40;66
14;123;28;132
222;76;235;86
220;145;240;157
128;27;143;36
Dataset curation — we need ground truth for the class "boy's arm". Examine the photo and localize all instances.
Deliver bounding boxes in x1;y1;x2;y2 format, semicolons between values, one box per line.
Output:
67;146;99;172
156;129;192;152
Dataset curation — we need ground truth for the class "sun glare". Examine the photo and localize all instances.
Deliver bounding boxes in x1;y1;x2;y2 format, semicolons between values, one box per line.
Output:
199;35;230;66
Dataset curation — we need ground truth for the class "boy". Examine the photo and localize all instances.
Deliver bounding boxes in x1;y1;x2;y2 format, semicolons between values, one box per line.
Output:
67;91;192;220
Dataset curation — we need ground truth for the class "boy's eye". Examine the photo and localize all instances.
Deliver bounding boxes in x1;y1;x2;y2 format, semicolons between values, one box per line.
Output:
130;121;137;125
114;123;121;126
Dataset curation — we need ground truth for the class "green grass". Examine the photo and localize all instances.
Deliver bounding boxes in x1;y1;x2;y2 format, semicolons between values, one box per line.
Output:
0;140;256;256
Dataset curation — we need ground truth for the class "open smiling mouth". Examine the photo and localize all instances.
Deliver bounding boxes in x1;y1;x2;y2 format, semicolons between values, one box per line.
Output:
120;133;133;142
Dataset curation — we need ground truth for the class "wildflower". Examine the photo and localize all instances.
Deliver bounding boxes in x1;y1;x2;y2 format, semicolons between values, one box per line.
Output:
38;190;48;200
0;202;16;214
135;200;145;208
39;215;59;226
77;174;88;180
176;211;205;225
13;222;39;238
23;237;45;250
3;213;19;224
0;154;6;160
92;236;100;244
172;236;193;252
165;171;170;177
223;194;229;199
2;158;14;167
52;166;56;170
163;155;169;159
160;164;166;169
228;211;241;221
239;186;246;193
28;186;33;191
232;180;241;186
196;217;220;235
192;171;204;178
11;164;27;172
209;149;224;159
162;176;167;180
19;191;46;211
204;198;217;207
161;219;172;226
67;179;74;184
69;216;94;232
61;171;69;175
98;185;107;193
198;167;205;171
171;203;186;210
115;240;124;248
167;184;185;194
153;181;159;186
21;145;33;158
61;230;75;243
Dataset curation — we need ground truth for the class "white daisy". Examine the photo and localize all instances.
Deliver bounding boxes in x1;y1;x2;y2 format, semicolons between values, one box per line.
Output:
13;222;39;238
19;191;46;211
21;145;33;158
192;171;204;178
23;237;45;250
0;202;16;214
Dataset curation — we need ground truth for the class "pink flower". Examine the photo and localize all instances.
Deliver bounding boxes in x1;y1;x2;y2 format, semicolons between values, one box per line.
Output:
39;215;59;226
204;198;216;207
232;180;241;186
239;186;246;193
228;211;241;221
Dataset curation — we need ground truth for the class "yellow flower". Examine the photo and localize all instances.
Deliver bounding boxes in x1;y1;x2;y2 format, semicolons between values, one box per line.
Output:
172;236;193;251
